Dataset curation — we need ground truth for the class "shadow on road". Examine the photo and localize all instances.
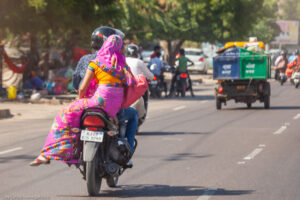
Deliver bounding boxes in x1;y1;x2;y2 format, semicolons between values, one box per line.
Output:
165;153;212;161
58;185;253;198
139;131;210;136
223;106;300;111
0;155;36;164
100;184;253;198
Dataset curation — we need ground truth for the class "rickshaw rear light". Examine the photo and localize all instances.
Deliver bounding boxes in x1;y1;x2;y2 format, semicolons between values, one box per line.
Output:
154;76;157;80
199;57;204;62
218;85;223;93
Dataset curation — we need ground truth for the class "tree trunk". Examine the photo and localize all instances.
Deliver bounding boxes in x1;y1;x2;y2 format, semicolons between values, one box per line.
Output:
43;32;50;80
160;39;185;67
64;30;80;66
23;33;39;85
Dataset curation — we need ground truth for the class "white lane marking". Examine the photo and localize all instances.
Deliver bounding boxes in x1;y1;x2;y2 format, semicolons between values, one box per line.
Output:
162;137;183;141
173;105;186;111
237;161;246;165
0;147;23;155
244;148;263;160
294;113;300;120
259;144;266;148
197;188;217;200
274;126;287;135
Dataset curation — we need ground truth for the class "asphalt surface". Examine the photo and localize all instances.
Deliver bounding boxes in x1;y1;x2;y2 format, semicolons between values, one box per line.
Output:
1;80;300;200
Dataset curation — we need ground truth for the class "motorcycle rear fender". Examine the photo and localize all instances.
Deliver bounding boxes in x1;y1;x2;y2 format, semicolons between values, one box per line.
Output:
83;141;100;162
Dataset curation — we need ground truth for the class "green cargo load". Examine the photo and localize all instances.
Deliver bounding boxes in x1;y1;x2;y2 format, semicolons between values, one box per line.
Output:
239;48;271;80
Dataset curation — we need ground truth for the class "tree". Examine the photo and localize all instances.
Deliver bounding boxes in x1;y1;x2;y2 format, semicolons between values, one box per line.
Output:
0;0;121;81
121;0;267;66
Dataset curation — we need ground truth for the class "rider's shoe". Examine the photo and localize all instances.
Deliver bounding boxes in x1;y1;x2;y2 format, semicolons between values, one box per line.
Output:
126;160;133;168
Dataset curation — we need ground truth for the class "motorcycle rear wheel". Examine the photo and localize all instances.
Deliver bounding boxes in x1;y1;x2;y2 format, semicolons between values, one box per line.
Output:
86;154;102;196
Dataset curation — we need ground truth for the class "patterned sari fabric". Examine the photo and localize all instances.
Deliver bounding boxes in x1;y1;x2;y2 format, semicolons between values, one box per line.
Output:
40;35;134;163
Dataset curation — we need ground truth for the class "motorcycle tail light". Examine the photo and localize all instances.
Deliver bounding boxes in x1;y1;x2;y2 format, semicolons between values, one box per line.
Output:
83;116;105;127
199;57;204;62
88;127;98;131
180;73;187;78
218;85;223;93
153;76;157;81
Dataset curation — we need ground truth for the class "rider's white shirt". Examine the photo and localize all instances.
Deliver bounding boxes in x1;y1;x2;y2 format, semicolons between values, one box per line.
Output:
126;57;154;80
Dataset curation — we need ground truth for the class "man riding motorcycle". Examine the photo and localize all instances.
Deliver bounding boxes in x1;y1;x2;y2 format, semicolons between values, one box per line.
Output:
148;52;167;97
286;49;300;78
126;44;154;126
274;50;288;83
169;48;195;97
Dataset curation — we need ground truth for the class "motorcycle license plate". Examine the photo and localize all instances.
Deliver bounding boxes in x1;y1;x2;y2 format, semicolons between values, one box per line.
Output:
151;80;158;85
80;130;104;142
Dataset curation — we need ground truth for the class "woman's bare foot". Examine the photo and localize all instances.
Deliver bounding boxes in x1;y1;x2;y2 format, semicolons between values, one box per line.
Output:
29;155;50;167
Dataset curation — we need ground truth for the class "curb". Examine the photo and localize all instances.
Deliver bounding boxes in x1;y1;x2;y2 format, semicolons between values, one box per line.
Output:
0;109;12;119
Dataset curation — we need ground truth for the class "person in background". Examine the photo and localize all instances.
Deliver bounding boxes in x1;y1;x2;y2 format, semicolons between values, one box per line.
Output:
169;48;195;97
150;45;161;59
148;52;167;97
286;49;300;77
274;50;288;80
126;44;154;117
23;71;43;90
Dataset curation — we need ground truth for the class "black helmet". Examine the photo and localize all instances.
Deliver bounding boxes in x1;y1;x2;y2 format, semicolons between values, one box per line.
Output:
126;44;139;58
91;26;125;50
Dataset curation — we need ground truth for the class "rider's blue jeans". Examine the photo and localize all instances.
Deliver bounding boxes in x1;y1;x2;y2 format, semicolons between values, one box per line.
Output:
117;107;138;151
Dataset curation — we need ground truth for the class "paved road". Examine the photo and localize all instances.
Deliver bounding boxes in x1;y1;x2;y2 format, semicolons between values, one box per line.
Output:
1;80;300;200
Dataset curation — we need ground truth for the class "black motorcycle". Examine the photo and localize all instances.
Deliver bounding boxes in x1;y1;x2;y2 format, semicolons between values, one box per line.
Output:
175;72;188;97
149;75;163;98
78;107;136;196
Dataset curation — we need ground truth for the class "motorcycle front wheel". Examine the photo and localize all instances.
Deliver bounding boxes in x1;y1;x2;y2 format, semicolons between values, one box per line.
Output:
86;153;102;196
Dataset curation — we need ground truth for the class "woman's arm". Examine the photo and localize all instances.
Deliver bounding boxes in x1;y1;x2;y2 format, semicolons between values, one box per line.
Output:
78;69;94;99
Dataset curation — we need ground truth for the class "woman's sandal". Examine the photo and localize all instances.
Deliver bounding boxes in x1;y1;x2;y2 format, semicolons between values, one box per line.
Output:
29;156;50;167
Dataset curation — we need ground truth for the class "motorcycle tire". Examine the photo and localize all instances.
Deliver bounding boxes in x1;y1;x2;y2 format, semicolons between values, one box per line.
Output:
86;153;102;196
247;103;252;109
295;82;299;88
216;98;222;110
264;95;270;109
106;176;119;187
280;79;284;86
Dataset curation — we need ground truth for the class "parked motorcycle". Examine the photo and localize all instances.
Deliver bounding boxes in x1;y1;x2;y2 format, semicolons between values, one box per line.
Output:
79;107;136;196
291;71;300;88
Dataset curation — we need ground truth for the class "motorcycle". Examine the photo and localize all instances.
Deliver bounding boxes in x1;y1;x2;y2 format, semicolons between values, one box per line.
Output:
291;71;300;88
78;107;136;196
278;72;287;86
149;74;163;98
175;72;188;97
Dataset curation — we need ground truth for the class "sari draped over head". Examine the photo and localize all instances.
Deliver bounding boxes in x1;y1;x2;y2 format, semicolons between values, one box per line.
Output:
90;35;135;87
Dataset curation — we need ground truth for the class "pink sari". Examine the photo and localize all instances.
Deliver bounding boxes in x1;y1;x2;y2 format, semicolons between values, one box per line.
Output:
40;35;134;163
